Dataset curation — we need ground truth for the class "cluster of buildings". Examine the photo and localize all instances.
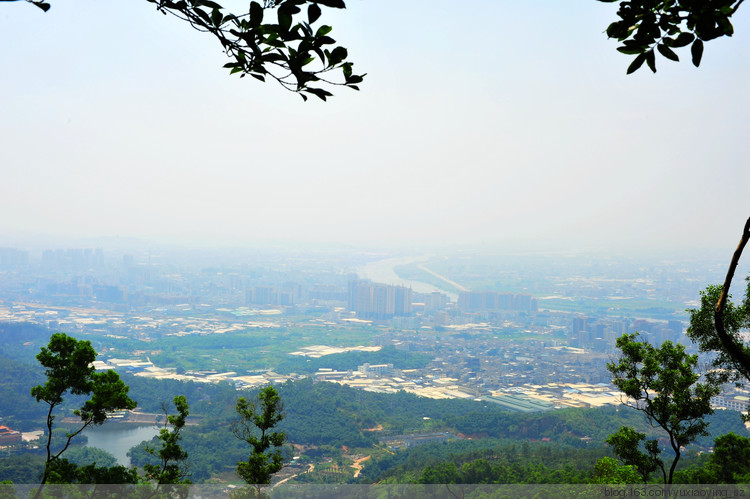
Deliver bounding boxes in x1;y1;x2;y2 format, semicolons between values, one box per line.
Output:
0;425;22;447
458;291;538;313
2;245;748;422
347;280;412;320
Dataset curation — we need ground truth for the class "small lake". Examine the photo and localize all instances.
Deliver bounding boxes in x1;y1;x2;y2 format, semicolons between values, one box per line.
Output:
82;424;160;466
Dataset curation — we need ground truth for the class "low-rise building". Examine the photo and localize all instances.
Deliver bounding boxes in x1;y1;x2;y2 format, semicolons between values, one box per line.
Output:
0;425;22;446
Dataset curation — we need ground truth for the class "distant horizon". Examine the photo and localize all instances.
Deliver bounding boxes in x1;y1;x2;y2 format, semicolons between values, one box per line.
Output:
0;228;746;264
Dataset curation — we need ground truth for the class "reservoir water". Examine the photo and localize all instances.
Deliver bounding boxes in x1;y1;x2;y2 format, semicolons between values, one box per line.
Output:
83;424;160;466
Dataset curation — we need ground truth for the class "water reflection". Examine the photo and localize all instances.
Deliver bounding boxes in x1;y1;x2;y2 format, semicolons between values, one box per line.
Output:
83;424;159;466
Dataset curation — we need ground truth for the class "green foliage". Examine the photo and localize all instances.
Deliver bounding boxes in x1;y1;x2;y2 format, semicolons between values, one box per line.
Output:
388;442;604;485
122;375;238;418
440;404;738;447
234;386;286;491
0;355;45;429
146;0;364;100
143;395;191;485
45;458;139;484
274;345;432;375
60;446;118;469
591;457;640;484
607;334;720;484
30;333;137;484
704;432;750;483
0;454;45;484
0;323;54;364
418;461;460;484
604;426;660;483
121;375;746;484
11;0;363;99
598;0;743;73
145;325;378;373
687;280;750;394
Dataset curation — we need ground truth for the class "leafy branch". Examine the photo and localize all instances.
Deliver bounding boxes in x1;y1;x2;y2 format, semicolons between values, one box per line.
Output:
5;0;364;100
147;0;364;100
598;0;743;73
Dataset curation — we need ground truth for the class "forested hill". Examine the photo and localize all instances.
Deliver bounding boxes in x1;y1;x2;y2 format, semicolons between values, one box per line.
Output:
2;322;749;484
0;322;55;363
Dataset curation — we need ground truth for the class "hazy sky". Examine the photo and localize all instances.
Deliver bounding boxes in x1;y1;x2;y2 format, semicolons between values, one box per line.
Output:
1;1;748;252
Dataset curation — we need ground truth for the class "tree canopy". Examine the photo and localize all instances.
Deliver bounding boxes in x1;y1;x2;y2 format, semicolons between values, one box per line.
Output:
143;395;191;485
607;334;720;484
31;333;137;485
597;0;744;73
233;386;286;493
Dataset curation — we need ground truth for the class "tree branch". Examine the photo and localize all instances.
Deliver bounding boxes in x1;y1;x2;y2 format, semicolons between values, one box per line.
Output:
714;217;750;376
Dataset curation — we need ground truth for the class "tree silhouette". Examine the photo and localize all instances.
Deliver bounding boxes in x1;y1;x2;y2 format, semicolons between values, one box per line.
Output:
607;334;719;484
233;386;286;495
143;395;191;485
598;0;744;73
2;0;363;100
31;333;136;485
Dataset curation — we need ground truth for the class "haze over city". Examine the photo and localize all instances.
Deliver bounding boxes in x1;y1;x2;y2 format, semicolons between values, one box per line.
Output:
1;1;749;253
4;1;750;487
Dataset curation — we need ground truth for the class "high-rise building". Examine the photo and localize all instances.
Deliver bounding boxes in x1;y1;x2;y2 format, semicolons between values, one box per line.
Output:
348;279;412;320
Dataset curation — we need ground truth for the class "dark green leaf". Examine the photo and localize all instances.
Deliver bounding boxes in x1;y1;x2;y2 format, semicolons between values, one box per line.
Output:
657;43;679;62
626;53;647;74
305;87;333;101
718;18;734;36
691;39;704;67
196;0;222;9
262;53;287;62
671;32;695;47
249;1;263;27
328;46;348;66
211;8;222;27
308;3;321;24
265;38;286;49
645;50;656;72
193;7;212;25
341;62;352;78
617;46;644;55
316;25;333;37
278;10;293;31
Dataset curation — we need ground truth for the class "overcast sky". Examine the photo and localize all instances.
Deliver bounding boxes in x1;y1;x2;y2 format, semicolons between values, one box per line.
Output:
1;1;748;253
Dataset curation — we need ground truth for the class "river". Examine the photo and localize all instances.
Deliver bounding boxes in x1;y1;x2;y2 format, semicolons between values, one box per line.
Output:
357;256;459;301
